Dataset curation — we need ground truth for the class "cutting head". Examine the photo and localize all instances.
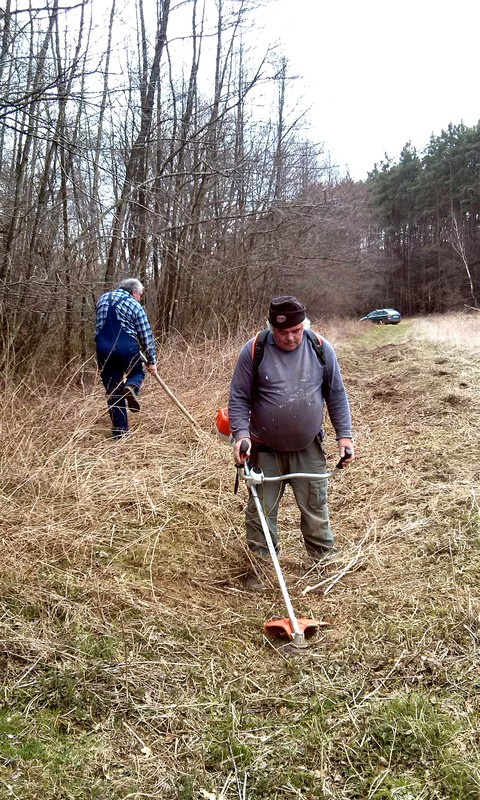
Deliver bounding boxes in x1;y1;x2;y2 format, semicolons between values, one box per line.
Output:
264;617;331;648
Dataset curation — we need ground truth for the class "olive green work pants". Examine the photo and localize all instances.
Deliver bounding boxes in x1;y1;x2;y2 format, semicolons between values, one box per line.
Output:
246;437;334;560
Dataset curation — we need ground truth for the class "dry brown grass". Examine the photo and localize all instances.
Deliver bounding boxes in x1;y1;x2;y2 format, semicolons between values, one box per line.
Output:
1;316;480;798
410;310;480;352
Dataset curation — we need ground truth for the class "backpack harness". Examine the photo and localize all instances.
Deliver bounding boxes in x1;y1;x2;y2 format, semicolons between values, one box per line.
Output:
251;327;325;396
215;328;327;443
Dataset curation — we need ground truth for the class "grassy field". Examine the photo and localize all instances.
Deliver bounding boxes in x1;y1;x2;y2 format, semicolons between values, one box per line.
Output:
1;313;480;799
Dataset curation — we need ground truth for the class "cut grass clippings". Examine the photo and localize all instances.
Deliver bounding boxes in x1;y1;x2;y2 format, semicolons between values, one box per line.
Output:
0;314;480;798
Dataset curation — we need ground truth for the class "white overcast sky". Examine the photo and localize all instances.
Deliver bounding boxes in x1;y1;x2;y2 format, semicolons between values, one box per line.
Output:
256;0;480;180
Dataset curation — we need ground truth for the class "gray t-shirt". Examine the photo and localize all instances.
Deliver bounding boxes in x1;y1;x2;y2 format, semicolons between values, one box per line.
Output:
228;330;352;451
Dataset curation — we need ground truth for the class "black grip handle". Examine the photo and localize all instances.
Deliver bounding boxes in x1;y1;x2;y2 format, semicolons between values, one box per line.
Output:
234;440;250;493
336;447;353;469
233;439;250;486
238;438;250;467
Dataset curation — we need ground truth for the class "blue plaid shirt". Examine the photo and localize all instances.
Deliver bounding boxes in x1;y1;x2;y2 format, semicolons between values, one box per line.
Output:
96;289;156;364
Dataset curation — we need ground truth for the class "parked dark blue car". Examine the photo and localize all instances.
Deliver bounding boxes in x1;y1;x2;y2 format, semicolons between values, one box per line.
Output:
360;308;401;325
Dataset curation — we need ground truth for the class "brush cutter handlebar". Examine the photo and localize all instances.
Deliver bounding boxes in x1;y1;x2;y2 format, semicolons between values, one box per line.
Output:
238;442;353;488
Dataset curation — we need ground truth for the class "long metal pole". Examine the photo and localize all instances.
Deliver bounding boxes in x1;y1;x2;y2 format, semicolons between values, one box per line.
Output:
245;466;306;648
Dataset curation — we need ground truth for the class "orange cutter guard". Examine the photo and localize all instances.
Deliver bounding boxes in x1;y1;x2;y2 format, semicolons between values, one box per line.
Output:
264;617;331;642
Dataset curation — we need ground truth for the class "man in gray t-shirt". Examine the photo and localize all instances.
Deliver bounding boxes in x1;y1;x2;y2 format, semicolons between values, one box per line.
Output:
228;295;354;591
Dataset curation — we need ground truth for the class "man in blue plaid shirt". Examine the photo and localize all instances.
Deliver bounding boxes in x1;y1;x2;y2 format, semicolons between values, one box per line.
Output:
95;278;157;439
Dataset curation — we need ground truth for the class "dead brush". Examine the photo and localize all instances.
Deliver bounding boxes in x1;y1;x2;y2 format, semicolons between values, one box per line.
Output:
411;310;480;351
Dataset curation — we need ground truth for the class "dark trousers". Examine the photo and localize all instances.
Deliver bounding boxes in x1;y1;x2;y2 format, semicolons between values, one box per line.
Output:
98;351;144;438
96;297;146;438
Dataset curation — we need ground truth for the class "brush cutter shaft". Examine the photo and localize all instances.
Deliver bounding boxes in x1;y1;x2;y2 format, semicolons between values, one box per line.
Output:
238;443;351;649
139;352;202;434
244;462;306;648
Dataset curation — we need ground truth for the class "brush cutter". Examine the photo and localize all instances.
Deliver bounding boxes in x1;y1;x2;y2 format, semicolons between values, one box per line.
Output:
139;352;203;436
239;441;352;649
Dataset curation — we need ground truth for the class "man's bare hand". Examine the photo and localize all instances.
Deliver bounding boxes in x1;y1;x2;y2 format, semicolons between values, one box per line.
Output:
234;437;251;465
337;437;354;465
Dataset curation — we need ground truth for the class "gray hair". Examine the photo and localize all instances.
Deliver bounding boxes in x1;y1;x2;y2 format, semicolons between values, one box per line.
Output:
118;278;144;295
267;317;311;332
